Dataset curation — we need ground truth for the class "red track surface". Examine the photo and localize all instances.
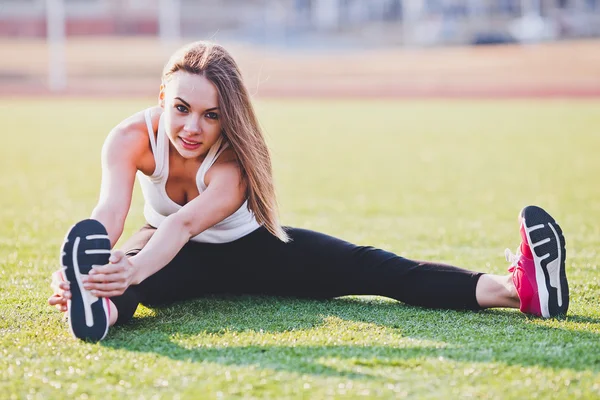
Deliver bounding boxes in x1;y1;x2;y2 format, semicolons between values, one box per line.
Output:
1;38;599;99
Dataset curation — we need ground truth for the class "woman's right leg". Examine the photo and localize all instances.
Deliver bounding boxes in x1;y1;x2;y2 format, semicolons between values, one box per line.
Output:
108;225;249;325
108;225;155;326
109;225;278;325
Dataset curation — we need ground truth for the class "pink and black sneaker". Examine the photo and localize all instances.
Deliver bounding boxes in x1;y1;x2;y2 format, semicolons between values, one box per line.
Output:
505;206;568;318
60;219;112;341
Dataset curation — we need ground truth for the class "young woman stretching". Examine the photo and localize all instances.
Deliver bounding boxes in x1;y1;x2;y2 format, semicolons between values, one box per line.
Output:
48;41;569;341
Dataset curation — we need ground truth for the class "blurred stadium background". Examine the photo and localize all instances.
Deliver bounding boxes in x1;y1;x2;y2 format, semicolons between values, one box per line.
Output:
0;0;599;97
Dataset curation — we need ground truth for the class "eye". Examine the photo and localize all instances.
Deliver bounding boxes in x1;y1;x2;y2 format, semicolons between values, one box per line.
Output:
206;112;219;120
175;104;188;113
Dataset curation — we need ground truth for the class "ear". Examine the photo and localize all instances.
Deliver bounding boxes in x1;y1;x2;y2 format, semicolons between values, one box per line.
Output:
158;84;165;108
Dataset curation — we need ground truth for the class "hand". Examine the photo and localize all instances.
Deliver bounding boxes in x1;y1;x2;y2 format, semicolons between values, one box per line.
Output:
48;269;70;312
81;250;135;298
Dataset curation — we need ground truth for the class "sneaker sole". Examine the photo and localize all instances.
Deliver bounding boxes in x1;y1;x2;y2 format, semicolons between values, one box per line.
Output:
60;219;111;341
521;206;568;318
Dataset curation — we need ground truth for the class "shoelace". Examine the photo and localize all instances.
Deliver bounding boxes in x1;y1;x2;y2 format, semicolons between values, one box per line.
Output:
505;248;520;272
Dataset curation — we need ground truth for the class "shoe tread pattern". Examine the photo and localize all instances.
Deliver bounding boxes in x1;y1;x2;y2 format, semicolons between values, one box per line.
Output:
522;206;568;317
60;219;110;342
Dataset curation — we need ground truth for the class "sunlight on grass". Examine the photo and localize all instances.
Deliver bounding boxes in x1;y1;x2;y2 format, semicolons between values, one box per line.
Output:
134;305;157;319
1;98;599;399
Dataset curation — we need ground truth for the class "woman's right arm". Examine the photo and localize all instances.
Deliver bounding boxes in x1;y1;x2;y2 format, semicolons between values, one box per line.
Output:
91;113;151;247
49;109;154;312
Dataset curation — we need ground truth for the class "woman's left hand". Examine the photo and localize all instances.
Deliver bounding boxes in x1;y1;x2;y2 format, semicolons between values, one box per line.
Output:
82;250;135;297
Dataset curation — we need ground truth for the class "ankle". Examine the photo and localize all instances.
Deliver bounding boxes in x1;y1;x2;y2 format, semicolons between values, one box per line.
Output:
505;275;520;302
476;274;520;309
108;300;118;326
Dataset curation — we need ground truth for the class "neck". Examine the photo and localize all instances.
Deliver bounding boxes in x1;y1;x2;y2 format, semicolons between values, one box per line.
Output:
168;141;206;167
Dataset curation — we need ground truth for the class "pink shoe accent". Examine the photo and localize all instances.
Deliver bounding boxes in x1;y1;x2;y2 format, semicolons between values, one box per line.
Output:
508;251;542;316
507;215;542;317
104;298;111;319
519;221;533;259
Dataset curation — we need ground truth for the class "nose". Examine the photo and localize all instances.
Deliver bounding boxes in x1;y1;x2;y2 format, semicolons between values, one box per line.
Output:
183;114;201;134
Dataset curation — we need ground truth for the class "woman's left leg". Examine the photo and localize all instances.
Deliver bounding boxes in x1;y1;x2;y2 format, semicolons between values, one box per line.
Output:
239;205;566;318
204;226;489;311
476;274;519;308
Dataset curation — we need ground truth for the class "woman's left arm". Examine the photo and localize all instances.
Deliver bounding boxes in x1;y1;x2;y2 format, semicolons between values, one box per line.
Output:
83;161;246;297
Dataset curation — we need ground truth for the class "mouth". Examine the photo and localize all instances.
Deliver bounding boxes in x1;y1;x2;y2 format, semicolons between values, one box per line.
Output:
179;137;202;150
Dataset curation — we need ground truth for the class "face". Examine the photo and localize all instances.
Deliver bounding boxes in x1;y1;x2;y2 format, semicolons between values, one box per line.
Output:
160;71;222;160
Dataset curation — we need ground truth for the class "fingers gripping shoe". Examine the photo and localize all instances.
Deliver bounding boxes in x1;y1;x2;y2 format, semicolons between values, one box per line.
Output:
505;206;568;318
60;219;111;341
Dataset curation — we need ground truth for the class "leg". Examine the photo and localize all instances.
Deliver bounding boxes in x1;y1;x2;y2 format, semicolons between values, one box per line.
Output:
133;227;504;312
109;225;500;323
230;227;488;311
107;290;140;326
108;225;155;326
245;206;566;318
79;224;518;329
475;274;519;309
108;224;221;326
109;204;568;325
109;225;274;325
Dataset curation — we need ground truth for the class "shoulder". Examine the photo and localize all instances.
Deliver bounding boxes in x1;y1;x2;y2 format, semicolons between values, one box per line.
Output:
103;107;162;167
109;106;161;145
205;146;244;187
217;144;238;165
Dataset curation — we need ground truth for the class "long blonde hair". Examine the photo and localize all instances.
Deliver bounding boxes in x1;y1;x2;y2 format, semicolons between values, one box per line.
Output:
162;41;289;242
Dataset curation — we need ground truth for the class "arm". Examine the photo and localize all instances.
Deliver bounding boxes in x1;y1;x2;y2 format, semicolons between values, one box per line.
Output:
129;161;247;284
84;160;247;297
49;110;151;310
91;126;141;247
90;108;158;246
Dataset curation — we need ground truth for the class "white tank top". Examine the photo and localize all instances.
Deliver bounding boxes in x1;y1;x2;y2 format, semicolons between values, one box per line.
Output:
136;109;260;243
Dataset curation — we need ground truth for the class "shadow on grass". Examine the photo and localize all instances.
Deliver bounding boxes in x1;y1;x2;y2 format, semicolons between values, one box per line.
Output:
102;296;600;378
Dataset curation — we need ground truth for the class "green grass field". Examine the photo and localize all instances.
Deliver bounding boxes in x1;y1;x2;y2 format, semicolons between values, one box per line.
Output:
1;98;599;399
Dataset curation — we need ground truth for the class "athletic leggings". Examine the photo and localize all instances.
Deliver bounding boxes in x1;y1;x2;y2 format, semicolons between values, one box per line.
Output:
110;225;483;325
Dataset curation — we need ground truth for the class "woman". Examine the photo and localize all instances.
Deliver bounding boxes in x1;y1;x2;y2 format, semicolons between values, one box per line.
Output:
48;41;569;342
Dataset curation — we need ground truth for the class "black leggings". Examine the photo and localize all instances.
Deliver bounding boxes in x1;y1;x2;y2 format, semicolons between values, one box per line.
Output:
111;225;483;325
